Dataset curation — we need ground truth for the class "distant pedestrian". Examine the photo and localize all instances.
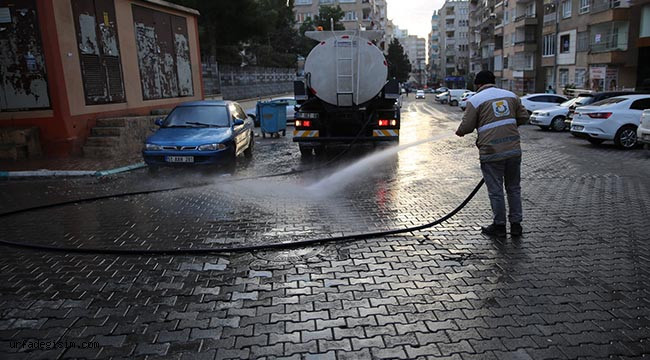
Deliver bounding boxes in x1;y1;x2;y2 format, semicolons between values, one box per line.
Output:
546;85;555;94
455;70;529;237
405;88;410;97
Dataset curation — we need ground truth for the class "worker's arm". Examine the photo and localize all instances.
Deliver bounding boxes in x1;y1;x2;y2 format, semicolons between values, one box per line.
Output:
456;103;478;137
515;97;530;126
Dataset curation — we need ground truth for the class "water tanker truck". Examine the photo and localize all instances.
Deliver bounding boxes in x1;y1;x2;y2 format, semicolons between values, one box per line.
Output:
293;30;401;156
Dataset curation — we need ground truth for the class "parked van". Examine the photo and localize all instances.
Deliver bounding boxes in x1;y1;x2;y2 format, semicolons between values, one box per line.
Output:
448;89;469;106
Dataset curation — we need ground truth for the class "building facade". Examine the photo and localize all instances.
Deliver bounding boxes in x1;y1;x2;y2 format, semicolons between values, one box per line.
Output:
294;0;385;31
438;0;470;88
478;0;648;95
398;35;427;85
429;11;441;84
0;0;202;156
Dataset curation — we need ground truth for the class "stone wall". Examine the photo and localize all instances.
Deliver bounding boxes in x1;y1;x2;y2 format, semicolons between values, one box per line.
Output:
202;62;296;100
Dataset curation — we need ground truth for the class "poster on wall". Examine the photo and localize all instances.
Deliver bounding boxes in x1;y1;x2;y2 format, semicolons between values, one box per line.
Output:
590;67;618;91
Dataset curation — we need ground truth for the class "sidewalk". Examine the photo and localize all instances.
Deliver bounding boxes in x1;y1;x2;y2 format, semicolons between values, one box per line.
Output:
0;92;293;176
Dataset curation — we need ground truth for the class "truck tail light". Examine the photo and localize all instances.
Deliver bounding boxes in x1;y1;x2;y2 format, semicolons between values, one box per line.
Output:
295;120;311;127
587;112;612;119
378;119;397;127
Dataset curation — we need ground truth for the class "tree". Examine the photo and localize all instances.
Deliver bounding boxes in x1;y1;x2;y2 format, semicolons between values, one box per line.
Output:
386;38;411;83
313;5;345;31
169;0;300;67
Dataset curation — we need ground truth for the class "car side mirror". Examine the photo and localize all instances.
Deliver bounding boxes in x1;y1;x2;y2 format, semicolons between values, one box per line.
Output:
154;118;164;127
233;119;244;126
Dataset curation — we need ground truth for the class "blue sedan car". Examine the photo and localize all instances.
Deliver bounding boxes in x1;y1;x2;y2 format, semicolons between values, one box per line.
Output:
143;101;254;170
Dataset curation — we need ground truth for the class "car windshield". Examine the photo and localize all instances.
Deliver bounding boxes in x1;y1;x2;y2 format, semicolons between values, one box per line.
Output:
590;97;627;106
163;106;230;128
574;96;593;106
560;98;579;107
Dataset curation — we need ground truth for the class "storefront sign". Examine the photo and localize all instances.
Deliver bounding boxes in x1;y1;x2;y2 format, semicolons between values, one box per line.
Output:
590;67;606;80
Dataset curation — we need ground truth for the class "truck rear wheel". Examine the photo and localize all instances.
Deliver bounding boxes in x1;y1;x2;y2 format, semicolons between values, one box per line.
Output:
314;146;326;157
299;144;313;156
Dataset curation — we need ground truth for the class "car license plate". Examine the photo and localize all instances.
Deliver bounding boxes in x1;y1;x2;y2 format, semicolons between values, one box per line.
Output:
572;125;584;131
165;156;194;163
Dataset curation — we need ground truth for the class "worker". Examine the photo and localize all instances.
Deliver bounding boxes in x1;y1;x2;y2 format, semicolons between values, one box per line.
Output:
546;85;555;94
455;70;529;237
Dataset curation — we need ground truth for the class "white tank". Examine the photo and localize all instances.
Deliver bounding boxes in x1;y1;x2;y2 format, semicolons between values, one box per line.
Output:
304;31;388;106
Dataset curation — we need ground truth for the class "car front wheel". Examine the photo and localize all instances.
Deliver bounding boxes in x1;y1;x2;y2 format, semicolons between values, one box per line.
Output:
614;125;638;149
550;116;566;132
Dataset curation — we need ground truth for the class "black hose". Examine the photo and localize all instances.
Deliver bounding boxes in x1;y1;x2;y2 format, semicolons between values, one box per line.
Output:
0;179;484;255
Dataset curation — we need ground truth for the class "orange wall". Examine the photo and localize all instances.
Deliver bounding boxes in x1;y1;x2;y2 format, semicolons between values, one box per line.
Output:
0;0;203;157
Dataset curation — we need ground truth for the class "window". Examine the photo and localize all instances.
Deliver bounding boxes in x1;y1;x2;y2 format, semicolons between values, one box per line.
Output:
579;0;590;13
560;34;571;53
344;11;357;21
503;56;509;69
543;34;556;56
641;5;650;37
526;2;535;17
575;68;587;87
72;0;125;105
319;0;334;3
577;31;589;51
504;9;509;24
295;0;312;4
630;98;650;110
562;0;572;18
339;0;356;3
0;0;51;110
132;5;194;100
559;68;569;86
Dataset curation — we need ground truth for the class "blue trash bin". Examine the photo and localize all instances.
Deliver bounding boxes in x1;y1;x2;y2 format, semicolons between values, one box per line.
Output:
256;101;287;138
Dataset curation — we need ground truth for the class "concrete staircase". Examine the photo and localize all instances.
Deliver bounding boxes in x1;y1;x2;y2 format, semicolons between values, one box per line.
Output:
83;116;160;158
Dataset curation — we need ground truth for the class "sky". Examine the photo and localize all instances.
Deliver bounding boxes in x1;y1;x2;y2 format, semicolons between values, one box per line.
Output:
387;0;446;39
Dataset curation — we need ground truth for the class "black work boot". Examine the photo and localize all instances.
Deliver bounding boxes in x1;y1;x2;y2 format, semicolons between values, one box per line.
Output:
481;223;506;237
511;223;523;236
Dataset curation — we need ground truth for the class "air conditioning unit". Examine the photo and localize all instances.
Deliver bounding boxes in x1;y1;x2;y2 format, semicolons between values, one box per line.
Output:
489;13;496;19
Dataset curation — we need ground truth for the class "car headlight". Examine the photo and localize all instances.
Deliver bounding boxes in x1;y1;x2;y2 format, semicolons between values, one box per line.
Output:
145;143;162;151
537;112;549;116
198;143;227;151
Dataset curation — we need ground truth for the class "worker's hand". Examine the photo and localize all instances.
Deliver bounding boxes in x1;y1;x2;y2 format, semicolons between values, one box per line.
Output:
455;129;464;137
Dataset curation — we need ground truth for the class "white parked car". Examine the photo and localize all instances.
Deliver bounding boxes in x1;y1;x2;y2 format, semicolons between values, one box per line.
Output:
415;90;425;99
638;109;650;149
570;95;650;149
459;92;476;111
448;89;469;106
435;91;449;104
246;97;298;126
529;97;581;131
520;94;568;113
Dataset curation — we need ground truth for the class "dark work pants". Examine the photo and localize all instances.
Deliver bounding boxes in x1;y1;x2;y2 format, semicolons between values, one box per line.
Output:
480;156;523;225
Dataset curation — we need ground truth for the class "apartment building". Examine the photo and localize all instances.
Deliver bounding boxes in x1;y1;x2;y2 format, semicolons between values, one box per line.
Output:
438;0;471;88
398;35;427;85
294;0;383;31
486;0;648;95
469;0;499;75
429;11;441;84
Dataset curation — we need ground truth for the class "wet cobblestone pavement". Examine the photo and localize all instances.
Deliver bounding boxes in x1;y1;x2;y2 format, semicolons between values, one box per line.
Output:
1;99;649;359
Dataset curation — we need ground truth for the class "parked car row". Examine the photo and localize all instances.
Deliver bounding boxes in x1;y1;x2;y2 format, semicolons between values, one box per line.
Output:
526;91;650;150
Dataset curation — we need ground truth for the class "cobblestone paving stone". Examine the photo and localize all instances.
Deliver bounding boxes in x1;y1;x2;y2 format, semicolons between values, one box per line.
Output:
0;99;649;359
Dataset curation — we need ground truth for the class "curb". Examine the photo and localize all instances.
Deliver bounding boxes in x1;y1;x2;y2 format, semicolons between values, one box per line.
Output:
0;162;147;179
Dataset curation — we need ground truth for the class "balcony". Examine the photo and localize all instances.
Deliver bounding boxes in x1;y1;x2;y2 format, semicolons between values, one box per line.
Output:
446;38;456;44
514;14;538;26
590;22;629;56
591;0;628;14
543;12;556;25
